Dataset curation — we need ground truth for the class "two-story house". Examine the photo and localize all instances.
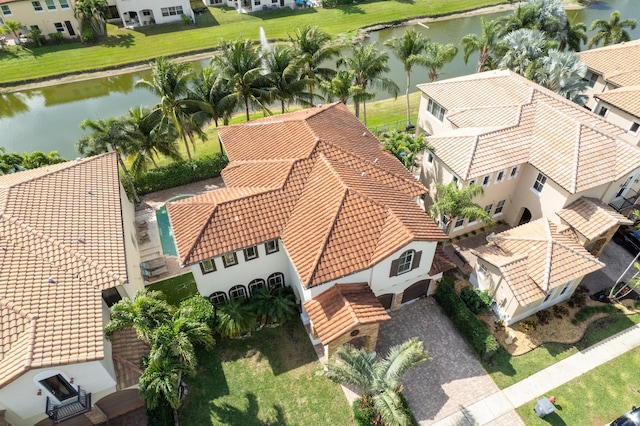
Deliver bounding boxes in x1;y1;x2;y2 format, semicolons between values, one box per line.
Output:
0;153;146;426
168;102;453;359
416;69;639;324
578;39;640;147
0;0;79;40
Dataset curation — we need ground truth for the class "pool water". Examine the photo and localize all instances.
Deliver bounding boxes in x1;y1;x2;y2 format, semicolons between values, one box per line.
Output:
156;195;192;257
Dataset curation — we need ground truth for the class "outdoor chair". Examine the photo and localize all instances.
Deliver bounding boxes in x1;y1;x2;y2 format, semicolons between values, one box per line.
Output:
140;258;166;271
142;265;168;278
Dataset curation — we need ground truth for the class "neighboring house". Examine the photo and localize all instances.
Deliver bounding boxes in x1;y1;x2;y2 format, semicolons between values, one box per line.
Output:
201;0;297;13
416;69;640;238
471;198;632;325
168;102;452;358
0;0;80;40
111;0;194;28
0;153;146;426
578;39;640;146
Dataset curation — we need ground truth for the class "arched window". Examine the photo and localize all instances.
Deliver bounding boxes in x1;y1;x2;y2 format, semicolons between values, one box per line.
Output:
267;272;284;289
390;250;421;277
209;291;227;305
248;279;266;295
229;285;248;300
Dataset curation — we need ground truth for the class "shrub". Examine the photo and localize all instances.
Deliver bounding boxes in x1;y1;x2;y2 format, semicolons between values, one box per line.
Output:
48;32;64;44
80;27;97;44
352;393;416;426
568;292;587;308
180;13;191;25
536;309;552;325
133;153;228;195
519;320;536;334
179;295;215;329
435;278;499;360
553;305;570;319
573;304;619;323
28;27;45;47
460;286;492;315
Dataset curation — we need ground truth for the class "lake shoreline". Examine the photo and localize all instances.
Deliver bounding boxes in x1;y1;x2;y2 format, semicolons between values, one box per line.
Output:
1;2;583;93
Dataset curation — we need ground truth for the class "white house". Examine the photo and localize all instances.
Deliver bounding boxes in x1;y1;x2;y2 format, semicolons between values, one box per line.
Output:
201;0;298;13
168;102;452;358
111;0;194;27
0;153;146;426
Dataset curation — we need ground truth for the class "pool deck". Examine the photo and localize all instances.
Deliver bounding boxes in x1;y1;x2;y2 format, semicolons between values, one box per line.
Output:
138;177;225;211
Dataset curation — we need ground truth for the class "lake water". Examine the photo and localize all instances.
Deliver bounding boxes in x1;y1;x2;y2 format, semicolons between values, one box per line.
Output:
0;0;637;159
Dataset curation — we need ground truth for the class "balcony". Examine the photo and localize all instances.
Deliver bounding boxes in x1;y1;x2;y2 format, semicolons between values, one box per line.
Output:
45;387;91;423
609;188;640;213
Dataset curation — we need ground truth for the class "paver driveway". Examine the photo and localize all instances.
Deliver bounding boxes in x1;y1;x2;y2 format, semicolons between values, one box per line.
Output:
376;297;524;426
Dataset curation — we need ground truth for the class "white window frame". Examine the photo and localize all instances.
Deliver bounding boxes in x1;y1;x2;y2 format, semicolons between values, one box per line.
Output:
229;285;247;300
586;72;598;88
478;263;487;278
248;279;266;294
200;259;215;274
209;291;227;305
1;5;12;16
426;151;434;164
32;1;43;12
265;239;279;254
484;204;493;216
630;122;640;135
222;252;237;268
494;200;505;216
481;174;491;188
243;245;258;261
397;250;414;275
58;0;69;9
495;170;505;184
597;106;608;117
267;272;284;289
532;172;547;194
469;179;477;186
509;165;520;180
44;0;56;11
427;98;445;122
452;174;459;184
454;216;465;230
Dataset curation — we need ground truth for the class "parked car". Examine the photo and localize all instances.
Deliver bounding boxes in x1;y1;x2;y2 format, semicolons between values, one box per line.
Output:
612;406;640;426
613;227;640;255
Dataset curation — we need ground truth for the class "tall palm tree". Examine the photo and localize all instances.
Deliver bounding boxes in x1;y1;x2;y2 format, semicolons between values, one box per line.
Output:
539;49;587;105
498;28;555;79
429;182;494;234
216;298;255;338
319;70;360;105
264;44;312;114
104;289;174;344
422;41;458;82
324;338;429;426
125;106;182;175
495;1;538;37
76;116;141;203
558;19;587;52
462;18;500;73
2;20;23;46
338;42;399;126
250;286;297;326
213;39;271;122
384;29;429;127
289;25;343;106
21;151;66;169
587;11;637;49
136;57;207;161
74;0;108;36
139;355;183;425
190;66;233;128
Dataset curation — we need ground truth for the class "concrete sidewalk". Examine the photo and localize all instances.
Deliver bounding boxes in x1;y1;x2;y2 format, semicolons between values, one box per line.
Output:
432;322;640;425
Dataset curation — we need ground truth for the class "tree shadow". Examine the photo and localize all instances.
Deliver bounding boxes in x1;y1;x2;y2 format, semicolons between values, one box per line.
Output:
103;33;135;48
0;92;30;119
261;322;318;376
247;6;317;20
536;411;567;425
339;4;364;14
211;392;289;425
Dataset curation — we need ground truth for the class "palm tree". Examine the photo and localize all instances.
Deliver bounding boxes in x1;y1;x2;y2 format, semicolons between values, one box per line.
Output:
384;29;429;127
587;11;637;48
324;338;429;426
381;133;431;171
495;2;538;37
250;286;298;326
539;49;588;105
264;44;312;114
74;0;108;36
429;182;495;234
319;70;360;105
338;42;399;126
289;25;343;105
462;18;500;72
2;20;23;46
213;39;271;122
0;148;26;174
558;20;587;52
105;289;174;344
215;298;255;338
139;356;183;425
422;41;458;82
76;116;141;203
125;106;182;175
21;151;66;169
136;57;207;161
190;66;233;128
498;28;555;79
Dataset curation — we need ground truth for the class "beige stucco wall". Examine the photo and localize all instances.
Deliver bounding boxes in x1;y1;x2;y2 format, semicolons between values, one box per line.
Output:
416;94;457;136
119;183;144;299
583;71;615;110
591;100;640;147
0;0;80;39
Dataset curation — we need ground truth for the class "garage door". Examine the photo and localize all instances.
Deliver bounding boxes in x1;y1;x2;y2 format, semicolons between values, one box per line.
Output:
401;280;430;304
377;293;393;310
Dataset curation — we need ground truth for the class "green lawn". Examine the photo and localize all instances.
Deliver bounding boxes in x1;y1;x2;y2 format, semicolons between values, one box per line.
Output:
180;321;352;425
0;0;505;84
485;313;640;389
516;347;640;426
146;272;199;306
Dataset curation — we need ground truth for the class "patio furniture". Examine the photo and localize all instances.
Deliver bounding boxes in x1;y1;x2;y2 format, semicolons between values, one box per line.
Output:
135;219;148;231
137;231;150;244
142;265;168;278
140;258;166;271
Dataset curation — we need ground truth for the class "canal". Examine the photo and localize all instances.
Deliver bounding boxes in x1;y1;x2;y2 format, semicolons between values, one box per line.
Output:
0;0;637;159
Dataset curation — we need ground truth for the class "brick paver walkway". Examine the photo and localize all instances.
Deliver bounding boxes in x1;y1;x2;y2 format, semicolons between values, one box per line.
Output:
376;298;524;426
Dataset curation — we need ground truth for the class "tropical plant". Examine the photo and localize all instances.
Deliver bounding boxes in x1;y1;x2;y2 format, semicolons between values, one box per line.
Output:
422;41;458;82
190;66;232;128
178;295;216;329
319;70;360;105
587;10;637;48
289;25;343;105
338;42;399;126
495;1;538;37
498;28;556;79
28;26;44;47
0;148;26;174
215;297;256;338
558;19;587;52
76;116;141;202
212;39;271;122
381;133;431;170
538;49;588;105
2;20;23;46
74;0;108;36
384;29;429;127
429;182;495;234
462;18;500;72
324;338;429;426
264;44;312;113
250;286;298;326
21;150;66;169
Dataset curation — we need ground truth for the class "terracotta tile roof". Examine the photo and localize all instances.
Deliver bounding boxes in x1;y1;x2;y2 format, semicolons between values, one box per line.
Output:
472;219;604;305
557;197;633;240
595;85;640;118
429;248;456;276
420;70;640;192
169;103;447;288
303;283;391;345
578;40;640;87
0;153;129;387
111;328;150;390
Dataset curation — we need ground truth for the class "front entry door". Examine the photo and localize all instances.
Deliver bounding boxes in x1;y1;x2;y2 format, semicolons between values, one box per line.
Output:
64;21;75;36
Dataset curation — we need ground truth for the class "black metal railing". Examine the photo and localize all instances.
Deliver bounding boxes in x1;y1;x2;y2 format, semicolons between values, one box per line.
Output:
609;188;640;213
45;387;91;423
368;116;418;137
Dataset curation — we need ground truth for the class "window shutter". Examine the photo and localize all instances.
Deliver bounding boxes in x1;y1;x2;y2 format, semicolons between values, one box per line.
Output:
390;259;399;277
411;251;422;271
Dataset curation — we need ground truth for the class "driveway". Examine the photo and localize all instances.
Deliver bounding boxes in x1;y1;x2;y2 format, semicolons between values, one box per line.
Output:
376;298;524;425
582;238;638;294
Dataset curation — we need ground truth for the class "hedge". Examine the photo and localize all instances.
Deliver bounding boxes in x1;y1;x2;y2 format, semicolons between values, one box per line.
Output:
131;153;228;196
435;277;499;361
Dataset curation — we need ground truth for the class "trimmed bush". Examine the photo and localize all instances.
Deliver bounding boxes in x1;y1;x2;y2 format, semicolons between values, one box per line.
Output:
179;295;216;329
48;32;64;44
133;153;228;195
80;27;97;44
435;278;499;360
460;286;492;315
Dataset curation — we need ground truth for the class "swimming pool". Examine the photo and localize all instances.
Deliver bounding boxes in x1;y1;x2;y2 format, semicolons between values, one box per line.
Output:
155;195;192;257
